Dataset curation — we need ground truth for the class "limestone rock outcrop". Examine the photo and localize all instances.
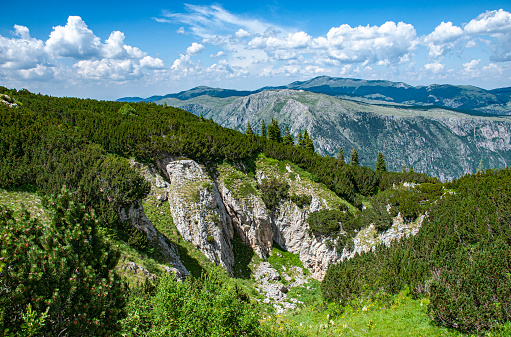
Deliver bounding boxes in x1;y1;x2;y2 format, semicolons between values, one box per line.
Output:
119;201;188;280
161;159;235;275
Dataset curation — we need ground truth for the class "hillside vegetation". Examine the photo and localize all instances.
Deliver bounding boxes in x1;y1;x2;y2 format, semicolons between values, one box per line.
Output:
1;86;510;336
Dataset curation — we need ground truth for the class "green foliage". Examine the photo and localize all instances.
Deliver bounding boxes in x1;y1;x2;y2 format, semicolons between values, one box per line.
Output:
245;122;254;136
282;127;294;146
350;147;359;166
260;120;267;138
149;271;260;337
0;188;125;336
376;152;386;172
428;239;511;334
118;103;137;117
322;168;511;334
337;147;344;164
289;194;312;208
258;178;289;211
267;119;282;143
307;209;352;236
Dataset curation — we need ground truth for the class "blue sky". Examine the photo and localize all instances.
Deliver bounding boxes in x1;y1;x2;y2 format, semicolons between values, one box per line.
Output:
0;1;510;99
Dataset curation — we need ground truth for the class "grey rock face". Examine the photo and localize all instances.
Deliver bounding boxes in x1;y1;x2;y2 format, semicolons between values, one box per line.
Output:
217;167;273;258
161;159;235;275
119;201;188;280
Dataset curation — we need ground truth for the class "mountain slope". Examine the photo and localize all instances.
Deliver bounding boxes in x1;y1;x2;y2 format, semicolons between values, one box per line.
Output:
119;76;511;115
158;89;511;181
263;76;511;115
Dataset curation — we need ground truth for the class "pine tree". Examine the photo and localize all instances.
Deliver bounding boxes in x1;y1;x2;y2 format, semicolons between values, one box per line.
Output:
245;122;254;136
409;165;414;173
376;152;387;172
296;131;303;147
282;127;294;146
0;188;126;335
260;120;267;138
303;130;314;152
267;119;282;142
402;165;407;173
337;147;345;164
351;147;359;166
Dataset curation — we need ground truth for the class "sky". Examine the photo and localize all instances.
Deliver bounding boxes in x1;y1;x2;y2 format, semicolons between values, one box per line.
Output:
0;1;510;100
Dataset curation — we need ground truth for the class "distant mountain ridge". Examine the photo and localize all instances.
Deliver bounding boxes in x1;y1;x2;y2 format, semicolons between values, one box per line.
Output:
155;89;511;181
118;76;511;115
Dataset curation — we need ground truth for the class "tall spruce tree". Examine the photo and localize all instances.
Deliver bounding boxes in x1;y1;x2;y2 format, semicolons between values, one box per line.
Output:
267;119;282;142
282;127;294;146
303;130;314;152
337;147;345;164
376;152;387;172
296;131;303;147
351;147;359;166
245;122;254;136
260;120;267;138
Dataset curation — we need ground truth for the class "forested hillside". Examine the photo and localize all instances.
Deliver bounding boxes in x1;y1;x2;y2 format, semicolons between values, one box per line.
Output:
1;86;510;336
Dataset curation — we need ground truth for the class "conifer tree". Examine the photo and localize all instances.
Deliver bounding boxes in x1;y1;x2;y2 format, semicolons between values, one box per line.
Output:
351;147;359;166
296;131;303;147
376;152;387;172
337;147;345;164
402;165;407;173
303;130;314;152
282;127;294;146
267;119;282;142
260;120;267;138
0;188;126;335
245;122;254;136
409;165;414;173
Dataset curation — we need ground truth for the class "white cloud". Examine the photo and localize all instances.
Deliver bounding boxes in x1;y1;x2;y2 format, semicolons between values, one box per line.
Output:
45;16;101;59
424;62;445;73
235;29;251;39
463;59;481;70
210;51;225;58
0;26;47;71
186;42;205;55
140;56;165;69
177;26;186;34
464;9;511;61
424;21;464;58
158;4;281;39
75;59;142;81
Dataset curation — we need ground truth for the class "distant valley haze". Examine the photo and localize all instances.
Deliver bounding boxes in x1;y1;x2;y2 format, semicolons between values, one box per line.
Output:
0;0;510;100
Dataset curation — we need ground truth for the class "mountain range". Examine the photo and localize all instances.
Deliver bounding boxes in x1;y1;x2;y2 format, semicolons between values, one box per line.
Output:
119;76;511;181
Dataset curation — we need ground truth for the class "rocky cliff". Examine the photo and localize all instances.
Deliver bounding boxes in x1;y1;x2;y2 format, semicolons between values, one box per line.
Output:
159;89;511;181
129;154;426;282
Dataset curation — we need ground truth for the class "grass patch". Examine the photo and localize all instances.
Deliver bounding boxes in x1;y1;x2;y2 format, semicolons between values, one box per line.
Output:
0;188;48;222
268;241;308;276
282;291;471;337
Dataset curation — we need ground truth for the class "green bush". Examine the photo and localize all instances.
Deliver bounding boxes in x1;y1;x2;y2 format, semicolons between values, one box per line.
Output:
289;193;312;208
307;209;353;236
149;270;260;337
258;178;289;211
428;239;511;334
0;188;126;335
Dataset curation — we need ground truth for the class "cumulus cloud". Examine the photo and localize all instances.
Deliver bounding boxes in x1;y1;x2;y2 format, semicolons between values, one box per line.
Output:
45;16;101;59
140;56;165;69
424;21;464;58
74;59;142;80
210;51;225;58
464;9;511;61
424;62;445;73
186;42;205;55
0;15;167;86
235;29;251;39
